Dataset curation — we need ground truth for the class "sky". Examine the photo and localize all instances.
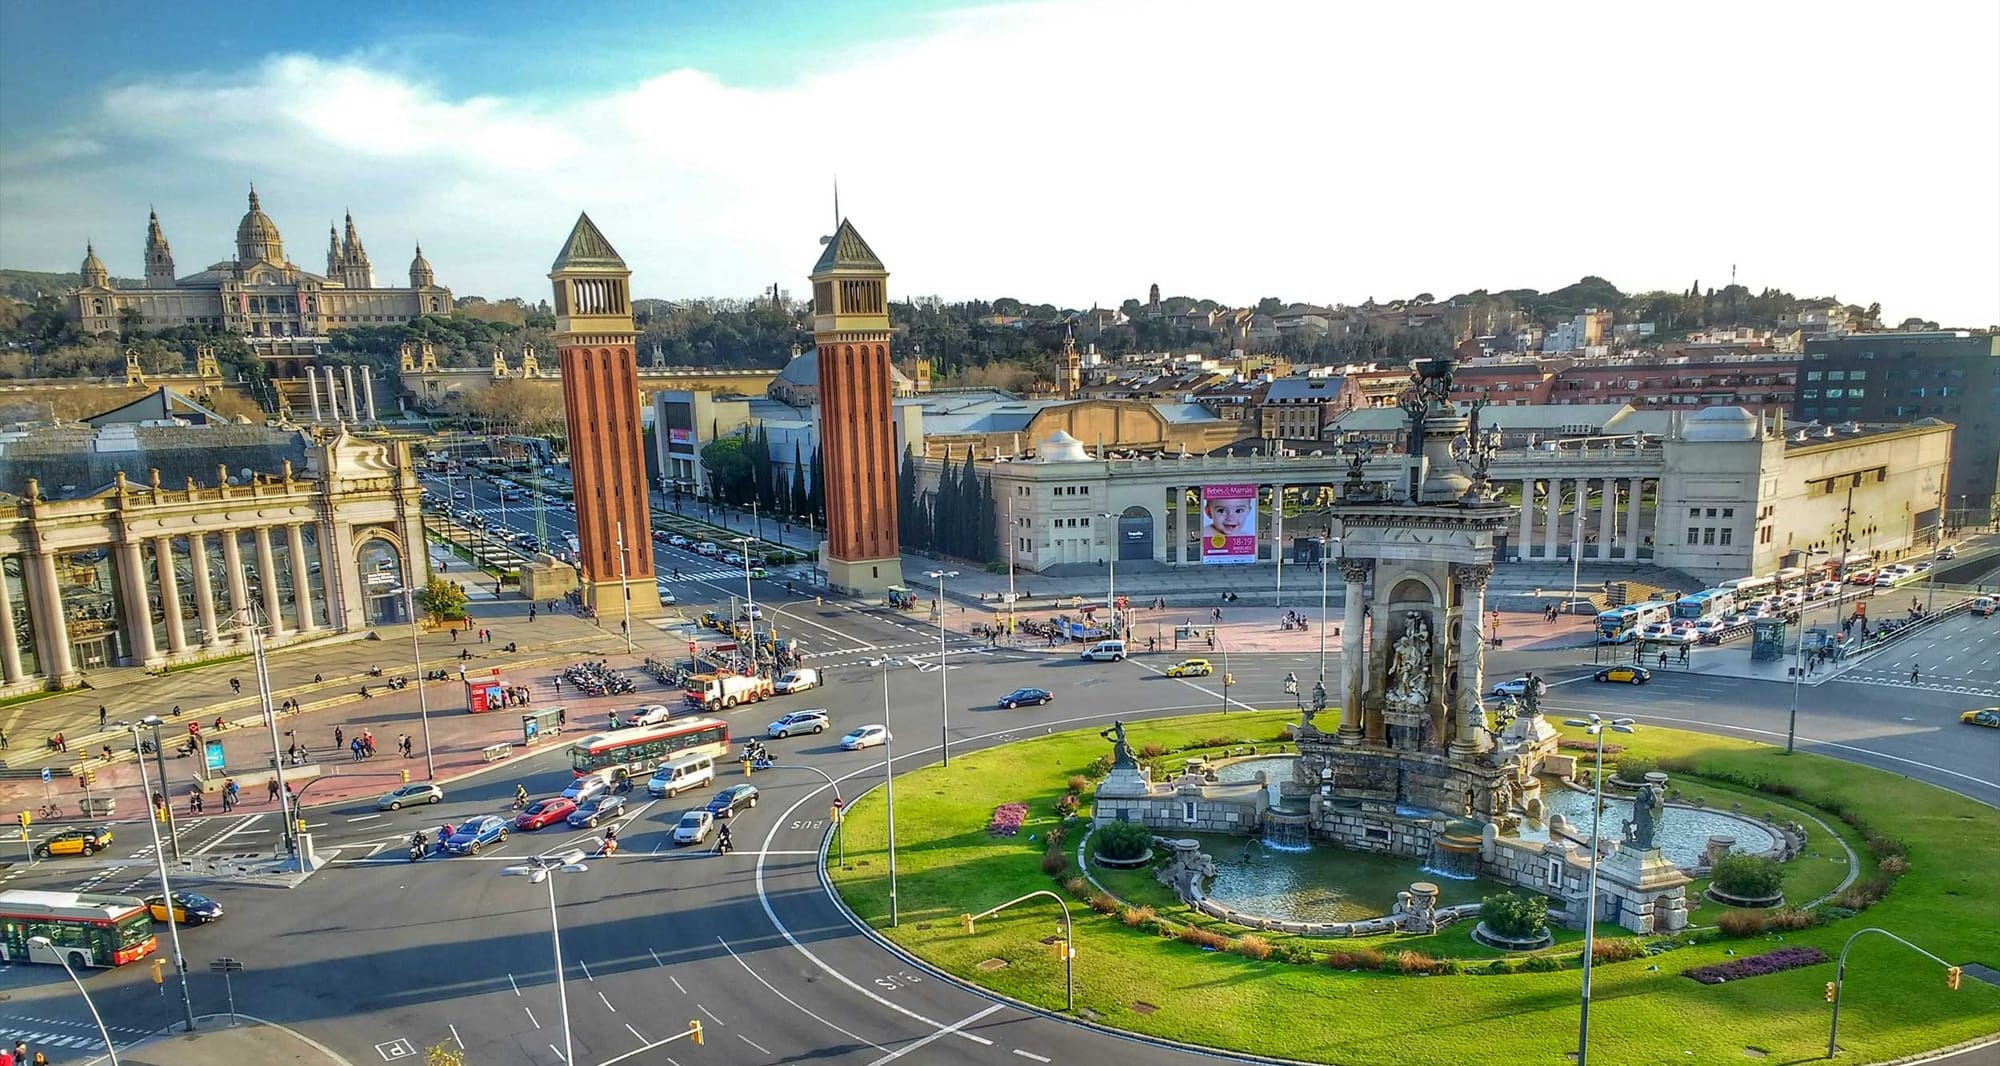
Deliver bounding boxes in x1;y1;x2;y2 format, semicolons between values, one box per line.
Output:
2;0;1996;327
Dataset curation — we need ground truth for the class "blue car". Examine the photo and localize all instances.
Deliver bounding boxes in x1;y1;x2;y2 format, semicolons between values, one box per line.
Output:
444;815;510;855
567;794;627;829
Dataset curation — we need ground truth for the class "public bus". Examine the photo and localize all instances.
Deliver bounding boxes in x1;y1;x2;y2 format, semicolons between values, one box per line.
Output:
1595;600;1673;643
1771;567;1809;590
1671;588;1737;622
0;890;158;969
1718;575;1776;598
567;717;730;779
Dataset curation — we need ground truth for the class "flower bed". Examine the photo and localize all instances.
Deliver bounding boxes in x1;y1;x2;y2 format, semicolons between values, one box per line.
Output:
987;803;1028;836
1682;946;1829;985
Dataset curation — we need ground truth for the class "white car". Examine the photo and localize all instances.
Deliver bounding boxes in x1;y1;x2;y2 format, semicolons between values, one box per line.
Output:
768;709;830;738
668;534;692;548
696;542;720;557
1691;619;1725;639
1489;677;1547;699
773;669;819;694
561;773;613;802
1938;545;1955;560
656;582;677;605
1810;582;1842;599
672;809;714;844
739;605;764;621
376;782;444;810
630;704;673;727
1653;628;1697;645
841;725;891;750
722;551;745;565
1639;623;1675;641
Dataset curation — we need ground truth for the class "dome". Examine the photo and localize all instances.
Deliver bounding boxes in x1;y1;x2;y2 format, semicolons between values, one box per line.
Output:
234;187;285;264
409;243;434;286
1038;430;1090;463
771;350;913;390
79;243;108;285
1680;405;1758;442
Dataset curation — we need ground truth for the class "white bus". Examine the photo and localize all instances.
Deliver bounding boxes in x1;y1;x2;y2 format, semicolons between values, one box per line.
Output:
1672;588;1738;622
0;890;158;969
1596;600;1674;643
1718;575;1777;598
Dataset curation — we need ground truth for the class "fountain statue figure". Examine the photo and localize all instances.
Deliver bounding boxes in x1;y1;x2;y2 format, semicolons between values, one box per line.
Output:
1101;720;1138;769
1388;612;1432;704
1623;781;1665;850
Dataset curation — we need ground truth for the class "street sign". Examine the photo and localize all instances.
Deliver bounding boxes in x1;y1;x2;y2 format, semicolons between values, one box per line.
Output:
687;640;698;658
208;957;243;973
204;740;226;773
40;768;50;784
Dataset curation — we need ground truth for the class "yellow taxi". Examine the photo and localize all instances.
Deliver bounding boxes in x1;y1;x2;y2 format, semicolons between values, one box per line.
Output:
1592;665;1653;685
35;825;114;858
1961;708;2000;729
1166;658;1214;678
145;891;225;925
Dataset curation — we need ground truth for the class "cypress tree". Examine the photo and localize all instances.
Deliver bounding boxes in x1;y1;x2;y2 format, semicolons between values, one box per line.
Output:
957;452;979;558
809;445;824;520
790;443;809;519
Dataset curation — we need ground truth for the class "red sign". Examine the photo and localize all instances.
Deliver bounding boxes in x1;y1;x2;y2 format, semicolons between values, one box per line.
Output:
465;676;506;714
687;641;698;657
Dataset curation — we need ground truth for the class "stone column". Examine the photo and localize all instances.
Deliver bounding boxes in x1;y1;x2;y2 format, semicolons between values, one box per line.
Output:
1451;564;1493;759
254;526;285;632
1167;486;1180;564
1338;560;1368;743
361;368;378;422
188;533;218;645
287;523;320;632
1543;477;1561;559
219;530;250;634
342;365;361;422
28;551;74;684
1518;479;1534;560
1597;478;1617;560
153;536;187;654
118;540;159;665
0;559;24;684
1365;589;1390;745
1627;478;1645;560
307;369;322;421
324;367;342;424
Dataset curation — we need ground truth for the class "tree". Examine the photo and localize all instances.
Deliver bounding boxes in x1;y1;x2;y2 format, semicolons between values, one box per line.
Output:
117;306;145;340
700;436;755;505
790;443;809;519
1479;892;1549;939
897;448;919;548
418;577;468;623
808;445;825;521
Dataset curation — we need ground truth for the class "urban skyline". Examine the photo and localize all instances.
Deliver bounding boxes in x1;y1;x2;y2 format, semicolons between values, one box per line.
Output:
1;0;1995;326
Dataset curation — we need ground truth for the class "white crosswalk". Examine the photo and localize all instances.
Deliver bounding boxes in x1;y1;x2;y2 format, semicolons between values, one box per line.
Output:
1835;670;2000;698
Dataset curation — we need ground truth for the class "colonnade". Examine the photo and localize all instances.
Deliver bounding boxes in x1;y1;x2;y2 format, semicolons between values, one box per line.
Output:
304;364;378;423
1517;476;1652;561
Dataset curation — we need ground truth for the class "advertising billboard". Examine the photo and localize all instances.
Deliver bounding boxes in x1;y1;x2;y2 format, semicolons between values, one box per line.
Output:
1199;484;1258;565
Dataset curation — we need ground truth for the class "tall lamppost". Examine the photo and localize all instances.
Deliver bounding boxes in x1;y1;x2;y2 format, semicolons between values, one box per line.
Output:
1787;548;1827;755
1316;535;1340;681
735;536;759;670
131;717;198;1033
502;850;589;1066
1562;712;1636;1066
143;716;179;861
615;521;634;654
870;656;904;926
224;607;296;855
1096;512;1119;638
32;935;120;1064
1567;488;1583;620
400;584;437;779
924;570;958;765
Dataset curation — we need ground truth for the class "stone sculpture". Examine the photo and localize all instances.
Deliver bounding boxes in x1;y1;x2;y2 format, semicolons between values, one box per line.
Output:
1623;781;1665;850
1388;612;1432;704
1101;719;1137;770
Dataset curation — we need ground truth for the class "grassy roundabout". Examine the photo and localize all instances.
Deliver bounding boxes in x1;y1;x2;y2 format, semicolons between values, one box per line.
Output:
827;710;2000;1064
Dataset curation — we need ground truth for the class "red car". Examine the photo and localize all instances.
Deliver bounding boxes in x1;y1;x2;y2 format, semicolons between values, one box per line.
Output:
515;797;577;830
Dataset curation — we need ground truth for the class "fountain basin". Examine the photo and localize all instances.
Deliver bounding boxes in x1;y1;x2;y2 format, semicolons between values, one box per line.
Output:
1470;921;1554;952
1518;787;1778;867
1183;831;1502;924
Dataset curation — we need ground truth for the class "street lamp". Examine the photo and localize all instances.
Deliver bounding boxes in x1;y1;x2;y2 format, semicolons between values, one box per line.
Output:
869;656;905;926
399;584;437;779
735;536;759;671
218;607;296;855
1316;535;1340;681
924;570;959;766
502;850;590;1066
131;716;198;1033
30;935;120;1064
1567;489;1584;621
1096;513;1119;639
1562;712;1636;1066
615;520;634;654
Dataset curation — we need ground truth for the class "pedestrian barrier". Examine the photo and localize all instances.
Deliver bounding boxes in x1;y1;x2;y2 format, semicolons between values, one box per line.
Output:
481;742;512;762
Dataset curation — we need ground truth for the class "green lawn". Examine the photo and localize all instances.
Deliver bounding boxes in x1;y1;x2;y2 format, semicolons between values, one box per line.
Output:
828;711;2000;1065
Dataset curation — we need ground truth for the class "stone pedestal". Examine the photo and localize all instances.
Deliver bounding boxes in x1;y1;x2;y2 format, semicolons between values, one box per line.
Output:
1096;764;1154;799
521;553;579;602
1594;844;1693;934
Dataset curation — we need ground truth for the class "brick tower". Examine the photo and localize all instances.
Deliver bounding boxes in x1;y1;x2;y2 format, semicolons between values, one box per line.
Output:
550;213;657;617
811;219;903;595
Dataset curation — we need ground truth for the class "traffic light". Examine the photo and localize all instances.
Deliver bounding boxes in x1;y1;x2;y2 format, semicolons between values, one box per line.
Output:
1825;981;1838;1002
688;1020;704;1046
961;913;975;934
401;769;410;784
1946;966;1962;991
151;958;165;985
16;811;27;828
82;769;95;787
1051;938;1070;961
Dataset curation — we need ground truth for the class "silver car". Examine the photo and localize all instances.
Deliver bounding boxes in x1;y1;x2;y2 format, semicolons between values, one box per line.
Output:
377;782;444;810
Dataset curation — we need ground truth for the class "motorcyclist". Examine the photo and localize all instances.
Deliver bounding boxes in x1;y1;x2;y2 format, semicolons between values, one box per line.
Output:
716;823;733;854
411;829;428;853
515;784;529;808
601;822;619;856
1284;671;1299;693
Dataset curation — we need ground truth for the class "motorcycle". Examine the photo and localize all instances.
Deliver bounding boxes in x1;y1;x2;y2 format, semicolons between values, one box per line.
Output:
511;793;530;811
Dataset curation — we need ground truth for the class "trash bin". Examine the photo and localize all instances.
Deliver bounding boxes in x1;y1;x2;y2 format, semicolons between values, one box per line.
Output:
79;796;116;818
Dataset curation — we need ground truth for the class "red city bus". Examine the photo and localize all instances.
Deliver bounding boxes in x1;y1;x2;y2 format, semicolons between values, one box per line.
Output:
566;717;730;779
0;890;158;969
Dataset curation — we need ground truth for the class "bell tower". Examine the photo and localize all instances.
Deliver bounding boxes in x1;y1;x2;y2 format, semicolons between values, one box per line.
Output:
810;219;902;595
550;213;657;616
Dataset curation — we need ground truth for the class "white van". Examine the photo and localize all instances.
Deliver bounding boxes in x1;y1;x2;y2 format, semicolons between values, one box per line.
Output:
647;753;716;798
1080;639;1126;662
775;668;819;694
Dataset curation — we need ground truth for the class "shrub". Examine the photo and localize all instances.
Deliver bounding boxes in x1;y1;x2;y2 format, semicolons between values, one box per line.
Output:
1614;755;1659;782
1683;946;1829;984
1816;905;1858;925
1591;939;1648;963
1176;925;1229;950
1711;853;1785;899
1768;907;1814;932
1522;955;1563;973
1199;735;1239;749
1046;825;1067;850
1054;793;1080;817
1480;892;1550;940
1085;754;1112;778
1715;910;1768;938
1062;876;1088;898
1836;876;1893;910
1436;959;1464;975
1067;775;1089;793
1878;854;1909;876
1558;738;1624;755
1487;959;1519;975
1139;742;1169;759
1094;821;1153;861
1088;893;1120;915
1233;935;1274;961
1378;956;1402;974
1865;834;1906;859
1040;848;1069;877
1325;948;1383;971
1395;950;1442;975
1120;905;1156;928
1275;942;1318;965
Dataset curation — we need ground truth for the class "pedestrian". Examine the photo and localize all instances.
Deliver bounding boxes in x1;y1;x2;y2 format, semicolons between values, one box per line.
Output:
99;705;107;730
268;779;280;803
11;1039;23;1063
558;706;567;728
53;732;64;753
1911;664;1920;683
451;628;458;643
230;677;241;695
554;676;562;694
530;606;537;622
1;727;8;750
334;726;344;750
351;738;363;761
1659;651;1669;668
171;703;182;718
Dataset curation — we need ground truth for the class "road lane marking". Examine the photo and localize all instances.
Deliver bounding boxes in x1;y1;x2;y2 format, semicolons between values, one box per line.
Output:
525;1006;539;1028
598;991;616;1012
669;975;685;994
346;813;382;822
508;973;520;996
625;1023;647;1043
579;959;593;982
864;1004;1004;1066
738;1034;773;1055
697;1004;724;1026
717;936;886;1053
193;815;263;855
1011;1051;1051;1063
550;1043;565;1061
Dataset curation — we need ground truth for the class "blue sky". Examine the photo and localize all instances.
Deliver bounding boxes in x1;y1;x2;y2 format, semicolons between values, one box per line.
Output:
2;0;1996;327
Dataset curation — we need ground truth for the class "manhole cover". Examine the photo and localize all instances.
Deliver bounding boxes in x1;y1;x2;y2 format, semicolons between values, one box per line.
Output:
1132;1002;1158;1015
977;958;1008;971
1744;1049;1769;1059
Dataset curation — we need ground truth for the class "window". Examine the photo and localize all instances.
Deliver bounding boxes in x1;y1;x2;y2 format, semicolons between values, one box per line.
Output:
1688;507;1700;519
1705;508;1717;518
1826;388;1844;399
1849;370;1866;381
1687;527;1700;545
1801;389;1820;399
1721;508;1734;518
1703;529;1716;545
1828;370;1846;381
1719;528;1733;546
1805;371;1823;381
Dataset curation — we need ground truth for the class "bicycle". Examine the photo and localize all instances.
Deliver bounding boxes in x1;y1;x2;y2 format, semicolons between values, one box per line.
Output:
35;803;61;820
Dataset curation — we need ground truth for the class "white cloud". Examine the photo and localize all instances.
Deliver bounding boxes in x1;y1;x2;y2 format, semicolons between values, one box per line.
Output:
4;0;1995;326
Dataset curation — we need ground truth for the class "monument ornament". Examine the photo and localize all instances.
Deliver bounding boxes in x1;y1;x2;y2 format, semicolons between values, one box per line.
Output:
1451;396;1503;497
1388;612;1433;704
1624;780;1665;850
1339;559;1372;584
1336;432;1377;495
1101;720;1138;769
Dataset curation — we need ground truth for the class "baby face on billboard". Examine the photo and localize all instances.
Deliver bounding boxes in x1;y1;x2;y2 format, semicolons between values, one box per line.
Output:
1204;496;1252;537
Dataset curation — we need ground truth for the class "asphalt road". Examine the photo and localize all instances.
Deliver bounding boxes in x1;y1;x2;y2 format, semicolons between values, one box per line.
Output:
1;471;1992;1066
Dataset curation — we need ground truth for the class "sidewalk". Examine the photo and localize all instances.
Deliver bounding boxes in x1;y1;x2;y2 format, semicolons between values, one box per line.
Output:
119;1015;357;1066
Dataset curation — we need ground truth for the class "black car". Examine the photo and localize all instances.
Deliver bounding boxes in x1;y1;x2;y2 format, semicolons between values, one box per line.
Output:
705;784;760;818
566;794;627;828
998;687;1053;709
